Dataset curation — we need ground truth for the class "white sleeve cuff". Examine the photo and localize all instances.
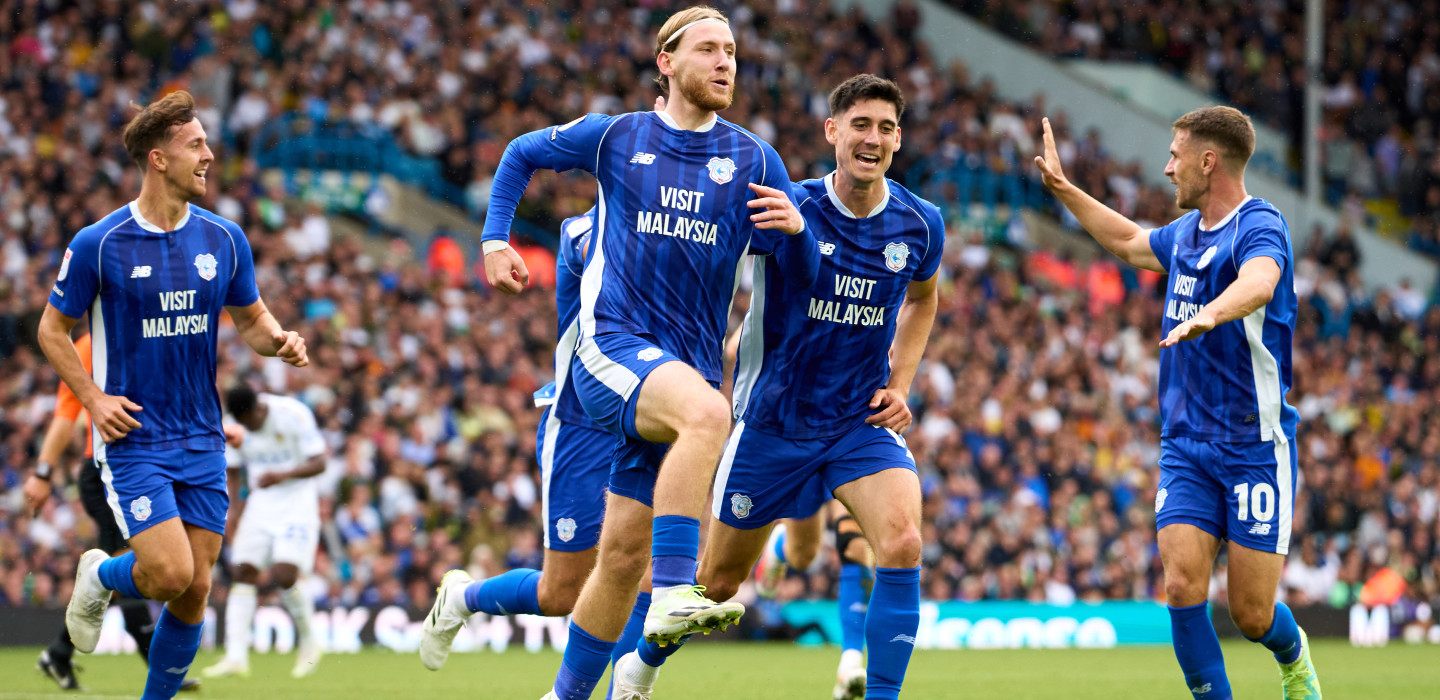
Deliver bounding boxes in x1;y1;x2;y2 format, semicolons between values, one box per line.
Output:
481;240;511;255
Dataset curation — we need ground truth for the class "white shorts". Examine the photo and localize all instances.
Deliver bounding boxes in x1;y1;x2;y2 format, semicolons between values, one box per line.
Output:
231;507;320;573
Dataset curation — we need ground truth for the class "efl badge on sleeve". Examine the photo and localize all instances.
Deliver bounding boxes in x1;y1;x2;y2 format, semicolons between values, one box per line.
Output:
194;253;218;281
883;242;910;272
58;249;73;281
706;157;736;185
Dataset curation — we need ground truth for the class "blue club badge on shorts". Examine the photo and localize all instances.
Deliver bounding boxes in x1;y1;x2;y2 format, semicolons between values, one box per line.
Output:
556;517;577;543
883;242;910;272
1197;245;1218;269
730;493;753;519
637;347;664;362
194;253;218;281
1154;488;1167;513
706;157;736;185
131;496;152;522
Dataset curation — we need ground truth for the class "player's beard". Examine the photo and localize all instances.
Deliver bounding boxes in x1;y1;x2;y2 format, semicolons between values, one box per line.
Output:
675;67;734;113
1175;174;1206;210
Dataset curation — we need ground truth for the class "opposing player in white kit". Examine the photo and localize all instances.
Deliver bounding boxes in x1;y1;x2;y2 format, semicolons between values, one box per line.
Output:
203;385;326;680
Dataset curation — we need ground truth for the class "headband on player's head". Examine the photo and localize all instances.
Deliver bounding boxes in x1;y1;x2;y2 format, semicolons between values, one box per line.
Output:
663;17;728;49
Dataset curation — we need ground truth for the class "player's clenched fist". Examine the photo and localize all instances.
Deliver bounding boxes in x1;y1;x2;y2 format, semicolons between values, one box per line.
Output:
747;182;804;235
272;329;309;367
89;393;143;443
485;246;531;294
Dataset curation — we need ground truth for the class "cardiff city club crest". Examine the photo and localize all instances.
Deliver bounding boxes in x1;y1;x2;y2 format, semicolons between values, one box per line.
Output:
194;253;218;281
706;157;736;185
730;493;753;519
1197;245;1218;269
131;496;152;522
556;517;577;543
883;242;910;272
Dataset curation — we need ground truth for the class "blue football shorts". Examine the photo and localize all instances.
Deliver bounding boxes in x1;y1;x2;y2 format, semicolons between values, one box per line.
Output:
1155;434;1297;554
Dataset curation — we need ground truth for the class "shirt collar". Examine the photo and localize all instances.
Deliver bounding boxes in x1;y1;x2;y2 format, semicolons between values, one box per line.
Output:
129;200;191;233
823;172;890;219
1200;195;1253;232
655;110;717;133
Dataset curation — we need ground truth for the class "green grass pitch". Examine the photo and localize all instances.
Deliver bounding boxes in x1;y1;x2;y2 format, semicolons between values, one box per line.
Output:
2;640;1436;699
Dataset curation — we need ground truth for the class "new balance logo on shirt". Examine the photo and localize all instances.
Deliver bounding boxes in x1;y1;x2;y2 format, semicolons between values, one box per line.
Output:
818;242;836;256
630;152;656;165
131;266;152;278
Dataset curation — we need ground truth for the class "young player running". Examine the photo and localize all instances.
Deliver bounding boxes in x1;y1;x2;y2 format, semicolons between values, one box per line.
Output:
419;8;818;699
40;90;308;700
609;74;942;700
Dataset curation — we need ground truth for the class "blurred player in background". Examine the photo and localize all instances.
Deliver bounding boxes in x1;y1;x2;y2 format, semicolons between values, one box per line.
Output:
1036;106;1322;700
202;385;325;680
23;332;199;692
421;7;819;699
610;74;942;700
38;90;308;700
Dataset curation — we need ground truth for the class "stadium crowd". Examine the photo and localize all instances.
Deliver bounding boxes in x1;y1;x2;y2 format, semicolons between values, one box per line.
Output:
952;0;1440;258
1;0;1437;630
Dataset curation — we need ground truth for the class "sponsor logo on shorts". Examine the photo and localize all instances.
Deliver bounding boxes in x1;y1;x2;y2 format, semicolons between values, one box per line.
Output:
1248;522;1272;536
637;347;664;362
1155;488;1167;513
730;493;753;519
556;517;577;543
131;496;152;522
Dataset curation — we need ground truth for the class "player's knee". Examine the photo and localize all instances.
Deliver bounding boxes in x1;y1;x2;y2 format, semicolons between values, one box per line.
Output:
598;538;648;581
1163;572;1208;607
536;577;580;616
678;393;731;442
1229;603;1274;639
145;560;195;602
874;525;922;568
272;569;299;590
786;536;821;571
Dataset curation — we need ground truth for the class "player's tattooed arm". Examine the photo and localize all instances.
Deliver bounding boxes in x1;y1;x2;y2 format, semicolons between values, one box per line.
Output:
227;298;309;367
38;305;143;443
1160;256;1281;348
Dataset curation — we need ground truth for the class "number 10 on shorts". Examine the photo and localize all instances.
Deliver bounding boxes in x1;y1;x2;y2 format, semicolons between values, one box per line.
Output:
1233;482;1275;522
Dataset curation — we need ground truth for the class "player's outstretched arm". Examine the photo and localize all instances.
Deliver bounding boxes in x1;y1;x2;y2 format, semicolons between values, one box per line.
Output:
868;274;939;433
227;298;309;367
257;454;325;488
38;305;142;443
1034;118;1164;273
1160;256;1281;347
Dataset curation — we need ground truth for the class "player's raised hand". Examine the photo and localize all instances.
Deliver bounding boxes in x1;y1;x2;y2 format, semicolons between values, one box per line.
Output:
272;329;309;367
865;387;913;433
485;246;531;294
1033;117;1070;191
23;473;52;514
89;393;142;443
748;183;805;235
1160;311;1217;348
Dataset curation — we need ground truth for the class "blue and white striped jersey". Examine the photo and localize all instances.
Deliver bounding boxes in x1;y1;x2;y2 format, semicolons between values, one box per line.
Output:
733;174;945;439
534;209;602;429
483;110;820;383
1148;196;1300;443
48;201;260;455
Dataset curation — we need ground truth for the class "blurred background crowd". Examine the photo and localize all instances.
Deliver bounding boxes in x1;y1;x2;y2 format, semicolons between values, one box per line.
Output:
1;0;1437;633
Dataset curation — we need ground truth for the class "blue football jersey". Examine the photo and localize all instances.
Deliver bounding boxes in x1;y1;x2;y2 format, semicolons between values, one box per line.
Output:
48;202;260;455
733;175;945;438
535;209;601;428
483;111;820;383
1148;196;1299;443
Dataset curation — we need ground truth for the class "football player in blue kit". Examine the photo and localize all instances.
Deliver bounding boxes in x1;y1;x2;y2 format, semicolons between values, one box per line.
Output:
607;74;943;700
1036;106;1322;700
39;90;309;700
419;8;820;699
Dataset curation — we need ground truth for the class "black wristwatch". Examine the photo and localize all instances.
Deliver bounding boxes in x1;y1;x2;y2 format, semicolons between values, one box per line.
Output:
34;462;53;479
